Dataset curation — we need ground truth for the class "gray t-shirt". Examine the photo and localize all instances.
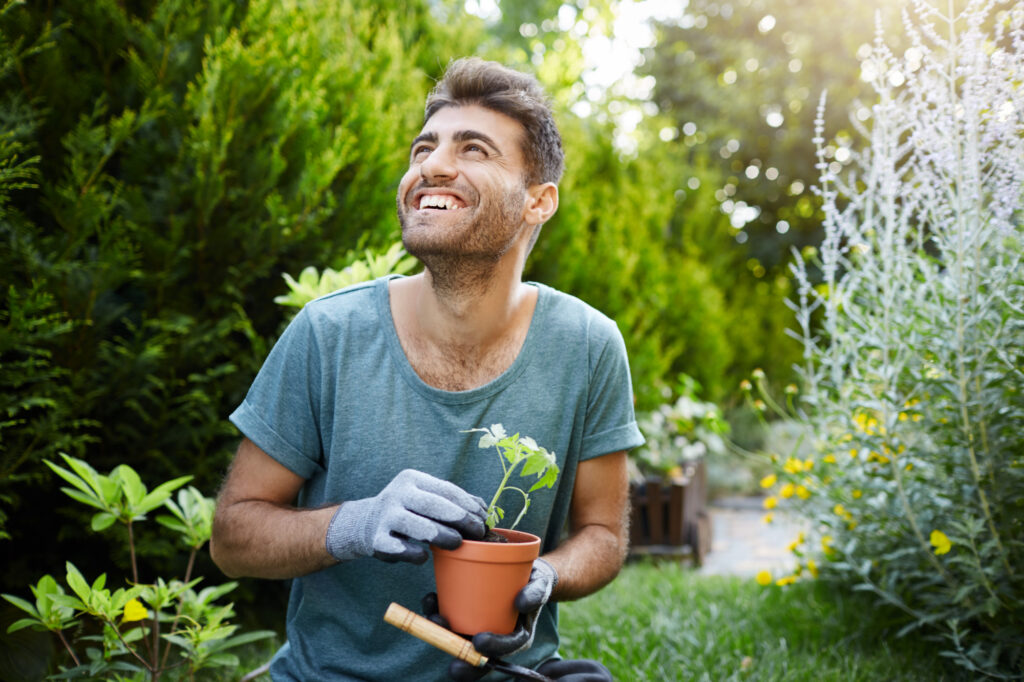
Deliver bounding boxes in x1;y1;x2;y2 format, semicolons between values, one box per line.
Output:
229;275;644;681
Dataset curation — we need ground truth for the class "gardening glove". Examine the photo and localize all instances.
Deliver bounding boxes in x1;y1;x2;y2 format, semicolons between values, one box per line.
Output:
325;469;486;564
429;558;558;681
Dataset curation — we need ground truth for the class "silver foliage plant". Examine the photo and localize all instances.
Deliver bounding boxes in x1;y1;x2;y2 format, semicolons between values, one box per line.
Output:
785;0;1022;676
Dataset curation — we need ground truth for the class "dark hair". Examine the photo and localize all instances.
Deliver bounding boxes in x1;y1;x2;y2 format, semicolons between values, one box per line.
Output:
424;58;564;185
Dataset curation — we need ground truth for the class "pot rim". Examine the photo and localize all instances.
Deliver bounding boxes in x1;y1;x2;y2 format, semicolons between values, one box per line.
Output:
432;528;540;562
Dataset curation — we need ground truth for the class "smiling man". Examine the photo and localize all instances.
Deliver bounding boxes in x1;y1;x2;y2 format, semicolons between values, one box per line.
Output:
211;58;644;681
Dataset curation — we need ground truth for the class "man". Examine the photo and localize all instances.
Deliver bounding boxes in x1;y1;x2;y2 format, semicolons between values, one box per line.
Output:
211;57;644;681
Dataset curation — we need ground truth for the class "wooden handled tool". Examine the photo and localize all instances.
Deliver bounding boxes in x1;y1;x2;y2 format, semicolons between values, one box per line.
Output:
384;603;555;682
384;602;487;666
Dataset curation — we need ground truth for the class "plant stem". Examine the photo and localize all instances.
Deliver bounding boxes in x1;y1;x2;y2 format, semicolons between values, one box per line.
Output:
105;617;155;673
160;547;198;670
486;459;522;529
128;520;139;585
56;629;81;667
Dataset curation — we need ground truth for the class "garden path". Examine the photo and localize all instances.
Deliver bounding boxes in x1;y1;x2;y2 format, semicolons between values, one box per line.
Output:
698;497;807;577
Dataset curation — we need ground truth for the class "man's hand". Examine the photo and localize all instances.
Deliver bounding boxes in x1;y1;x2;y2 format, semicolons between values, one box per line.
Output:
325;469;487;564
424;558;558;681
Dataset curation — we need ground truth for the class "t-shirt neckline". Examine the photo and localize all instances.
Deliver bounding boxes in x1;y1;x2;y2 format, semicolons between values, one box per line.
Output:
376;275;548;405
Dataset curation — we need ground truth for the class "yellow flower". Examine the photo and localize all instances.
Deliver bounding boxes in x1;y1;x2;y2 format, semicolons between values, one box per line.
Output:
780;483;795;499
787;538;800;552
796;485;811;499
756;571;773;586
823;454;837;464
833;504;847;517
898;412;909;422
807;559;819;578
783;457;803;474
775;575;797;586
122;598;148;623
803;458;814;471
760;474;778;489
849;448;859;458
762;512;775;524
912;414;922;422
764;496;778;510
905;463;914;472
847;520;858;530
852;489;862;499
930;530;952;555
821;535;834;553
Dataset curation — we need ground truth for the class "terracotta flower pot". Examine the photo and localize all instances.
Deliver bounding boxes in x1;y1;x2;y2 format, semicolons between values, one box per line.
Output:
431;528;540;635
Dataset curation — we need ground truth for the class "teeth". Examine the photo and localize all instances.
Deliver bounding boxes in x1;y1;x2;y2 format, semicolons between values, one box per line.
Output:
419;194;462;210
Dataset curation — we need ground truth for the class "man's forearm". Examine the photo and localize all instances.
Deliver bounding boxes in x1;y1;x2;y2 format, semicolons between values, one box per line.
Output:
210;500;338;579
541;521;628;602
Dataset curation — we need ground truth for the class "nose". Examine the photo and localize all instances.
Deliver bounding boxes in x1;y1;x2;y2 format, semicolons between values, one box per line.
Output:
419;144;458;183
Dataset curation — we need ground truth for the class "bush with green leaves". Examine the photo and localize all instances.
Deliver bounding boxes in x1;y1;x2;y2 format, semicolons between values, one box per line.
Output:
0;0;476;592
756;1;1023;676
2;454;273;680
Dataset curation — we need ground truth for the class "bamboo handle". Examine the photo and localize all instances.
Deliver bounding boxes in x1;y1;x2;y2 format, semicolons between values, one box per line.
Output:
384;603;488;668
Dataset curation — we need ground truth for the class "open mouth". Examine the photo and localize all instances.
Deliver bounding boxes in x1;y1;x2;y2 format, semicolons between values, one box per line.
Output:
416;193;468;211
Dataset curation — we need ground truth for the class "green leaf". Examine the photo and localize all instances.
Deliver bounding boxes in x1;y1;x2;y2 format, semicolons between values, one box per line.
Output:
91;511;118;531
2;594;40;619
519;453;549;477
204;652;240;668
210;630;276;651
58;486;108;511
65;563;91;604
155;515;187;534
529;465;559;492
60;454;106;500
113;465;146;507
137;475;193;515
6;618;44;633
46;594;86;611
46;460;103;507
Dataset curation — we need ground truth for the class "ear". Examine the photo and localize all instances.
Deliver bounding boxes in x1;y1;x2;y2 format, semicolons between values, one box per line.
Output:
523;182;559;226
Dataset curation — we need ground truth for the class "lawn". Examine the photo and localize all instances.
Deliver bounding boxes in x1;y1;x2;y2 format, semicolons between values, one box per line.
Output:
558;561;964;682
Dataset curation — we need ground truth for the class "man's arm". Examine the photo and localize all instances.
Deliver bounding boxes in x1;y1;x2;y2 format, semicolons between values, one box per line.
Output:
210;437;338;579
541;450;630;601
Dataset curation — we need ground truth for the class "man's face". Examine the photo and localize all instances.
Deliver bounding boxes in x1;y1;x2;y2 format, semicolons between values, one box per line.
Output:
396;104;533;264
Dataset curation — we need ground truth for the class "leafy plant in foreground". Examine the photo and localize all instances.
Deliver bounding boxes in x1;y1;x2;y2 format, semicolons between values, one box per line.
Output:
273;242;418;310
464;424;559;531
2;455;273;680
754;0;1023;677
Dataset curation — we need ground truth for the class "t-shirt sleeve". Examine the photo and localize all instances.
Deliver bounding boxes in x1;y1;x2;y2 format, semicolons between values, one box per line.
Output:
229;307;325;479
581;321;645;460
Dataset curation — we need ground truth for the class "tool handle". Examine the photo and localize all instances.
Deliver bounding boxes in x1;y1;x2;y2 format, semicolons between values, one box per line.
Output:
384;603;488;668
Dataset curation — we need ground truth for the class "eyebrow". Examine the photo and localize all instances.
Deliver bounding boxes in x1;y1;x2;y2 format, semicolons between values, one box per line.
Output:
409;129;502;154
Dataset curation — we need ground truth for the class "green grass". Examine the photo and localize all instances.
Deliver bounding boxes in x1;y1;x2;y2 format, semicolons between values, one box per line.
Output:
559;562;966;682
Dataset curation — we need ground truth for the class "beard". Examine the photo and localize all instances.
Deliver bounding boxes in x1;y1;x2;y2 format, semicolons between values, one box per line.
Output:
397;181;527;295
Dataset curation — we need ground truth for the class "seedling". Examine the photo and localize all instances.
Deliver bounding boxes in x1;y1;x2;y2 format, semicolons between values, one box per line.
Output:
464;424;559;530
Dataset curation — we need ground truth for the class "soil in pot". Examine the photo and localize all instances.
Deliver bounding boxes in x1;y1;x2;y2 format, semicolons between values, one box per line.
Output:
481;528;509;543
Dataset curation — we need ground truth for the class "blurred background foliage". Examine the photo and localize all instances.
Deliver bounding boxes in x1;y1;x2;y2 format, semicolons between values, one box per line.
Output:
0;0;902;636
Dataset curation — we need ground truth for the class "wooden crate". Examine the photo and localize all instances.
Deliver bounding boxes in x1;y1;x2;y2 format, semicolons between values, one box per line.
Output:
628;459;711;564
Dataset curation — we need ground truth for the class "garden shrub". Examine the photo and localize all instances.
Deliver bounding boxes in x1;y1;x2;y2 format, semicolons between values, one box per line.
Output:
756;1;1023;676
2;454;274;679
0;0;475;591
